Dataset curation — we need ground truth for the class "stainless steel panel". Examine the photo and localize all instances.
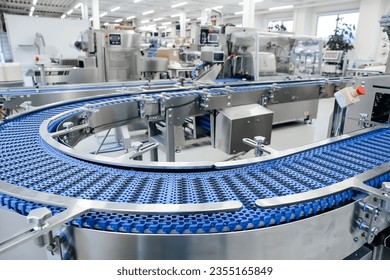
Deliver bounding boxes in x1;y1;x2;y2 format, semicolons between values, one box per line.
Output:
34;67;99;86
104;48;140;82
139;57;168;72
345;245;373;260
215;104;273;154
268;99;319;124
103;31;140;82
88;101;140;132
373;245;390;260
66;200;365;260
270;85;322;103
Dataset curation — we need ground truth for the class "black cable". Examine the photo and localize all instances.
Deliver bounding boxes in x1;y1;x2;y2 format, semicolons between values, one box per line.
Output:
166;99;196;109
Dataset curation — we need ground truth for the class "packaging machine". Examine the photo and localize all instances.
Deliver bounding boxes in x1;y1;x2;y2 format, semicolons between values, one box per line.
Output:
27;30;168;86
0;75;389;259
195;27;324;124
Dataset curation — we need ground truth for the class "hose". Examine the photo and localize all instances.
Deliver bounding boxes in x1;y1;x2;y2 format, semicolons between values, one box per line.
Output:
192;62;209;79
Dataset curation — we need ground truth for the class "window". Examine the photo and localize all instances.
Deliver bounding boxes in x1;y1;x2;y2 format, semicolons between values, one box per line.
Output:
268;20;293;32
316;12;359;40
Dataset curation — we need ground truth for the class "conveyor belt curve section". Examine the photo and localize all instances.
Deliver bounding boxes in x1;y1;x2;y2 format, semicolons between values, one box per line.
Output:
0;92;390;234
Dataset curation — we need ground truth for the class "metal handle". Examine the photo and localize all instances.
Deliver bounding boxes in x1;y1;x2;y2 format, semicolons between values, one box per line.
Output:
128;142;160;160
0;205;88;254
0;199;243;254
0;179;243;254
242;137;277;157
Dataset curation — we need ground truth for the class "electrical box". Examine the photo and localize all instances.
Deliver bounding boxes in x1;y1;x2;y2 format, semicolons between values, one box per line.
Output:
215;104;273;154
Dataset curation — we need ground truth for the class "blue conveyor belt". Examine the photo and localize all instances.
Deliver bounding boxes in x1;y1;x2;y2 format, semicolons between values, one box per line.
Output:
0;90;390;234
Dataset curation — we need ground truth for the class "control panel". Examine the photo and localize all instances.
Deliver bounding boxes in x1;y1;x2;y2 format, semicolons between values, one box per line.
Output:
109;34;122;46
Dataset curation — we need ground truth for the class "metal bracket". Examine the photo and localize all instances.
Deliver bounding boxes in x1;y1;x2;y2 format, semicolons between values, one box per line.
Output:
27;208;54;247
242;136;266;157
354;182;390;243
127;142;160;161
49;123;90;138
20;101;33;111
200;92;232;110
268;83;281;100
139;94;160;118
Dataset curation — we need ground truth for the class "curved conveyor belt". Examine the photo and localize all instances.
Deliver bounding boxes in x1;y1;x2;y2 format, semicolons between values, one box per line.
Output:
1;87;390;235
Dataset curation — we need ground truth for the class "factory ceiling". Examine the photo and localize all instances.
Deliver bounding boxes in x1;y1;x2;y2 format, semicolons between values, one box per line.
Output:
0;0;359;24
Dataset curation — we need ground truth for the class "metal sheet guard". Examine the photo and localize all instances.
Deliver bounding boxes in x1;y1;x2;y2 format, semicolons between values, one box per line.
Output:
1;92;390;235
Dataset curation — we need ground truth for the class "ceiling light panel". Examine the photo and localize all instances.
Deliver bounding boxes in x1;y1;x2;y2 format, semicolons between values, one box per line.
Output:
171;2;187;8
269;5;294;11
142;10;154;15
239;0;263;5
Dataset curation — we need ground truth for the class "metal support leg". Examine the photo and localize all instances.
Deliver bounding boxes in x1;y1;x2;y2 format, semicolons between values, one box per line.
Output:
210;111;216;148
38;65;46;86
115;126;131;153
165;112;175;162
95;128;111;155
330;102;347;137
150;147;158;162
148;122;159;162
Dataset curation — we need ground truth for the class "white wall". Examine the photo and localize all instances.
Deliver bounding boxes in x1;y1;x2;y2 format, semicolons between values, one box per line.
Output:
5;14;88;85
225;1;361;35
310;1;360;34
291;2;361;36
225;0;390;65
293;8;314;35
353;0;390;65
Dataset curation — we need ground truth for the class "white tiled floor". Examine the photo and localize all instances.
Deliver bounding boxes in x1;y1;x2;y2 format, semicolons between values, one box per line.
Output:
80;97;336;163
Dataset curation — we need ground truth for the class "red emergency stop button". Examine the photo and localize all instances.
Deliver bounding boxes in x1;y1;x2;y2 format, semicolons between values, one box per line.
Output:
35;56;39;62
356;85;365;95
